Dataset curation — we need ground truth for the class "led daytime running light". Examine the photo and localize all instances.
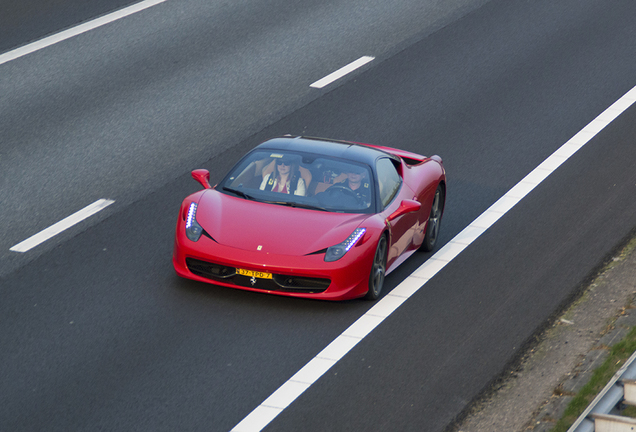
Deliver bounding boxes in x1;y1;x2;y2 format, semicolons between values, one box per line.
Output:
324;228;366;262
185;202;203;242
186;203;197;229
343;228;366;252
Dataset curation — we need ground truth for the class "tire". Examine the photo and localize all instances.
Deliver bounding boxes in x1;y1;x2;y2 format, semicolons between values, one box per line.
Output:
420;184;444;252
365;235;387;300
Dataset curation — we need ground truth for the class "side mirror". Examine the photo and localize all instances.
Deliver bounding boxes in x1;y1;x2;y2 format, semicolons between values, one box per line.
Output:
192;169;212;189
387;199;421;222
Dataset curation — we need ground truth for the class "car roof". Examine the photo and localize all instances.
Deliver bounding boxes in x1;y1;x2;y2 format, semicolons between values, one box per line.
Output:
256;136;397;166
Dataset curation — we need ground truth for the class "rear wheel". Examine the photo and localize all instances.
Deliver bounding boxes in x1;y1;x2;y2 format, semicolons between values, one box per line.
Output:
420;185;444;252
365;235;387;300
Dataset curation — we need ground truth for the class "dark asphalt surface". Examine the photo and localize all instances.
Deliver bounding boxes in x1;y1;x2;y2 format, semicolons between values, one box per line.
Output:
0;0;488;277
1;0;636;431
267;106;636;432
0;0;138;54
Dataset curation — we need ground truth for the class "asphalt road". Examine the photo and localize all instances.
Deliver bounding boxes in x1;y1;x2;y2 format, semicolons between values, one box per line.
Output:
1;0;636;431
0;0;138;53
0;0;489;277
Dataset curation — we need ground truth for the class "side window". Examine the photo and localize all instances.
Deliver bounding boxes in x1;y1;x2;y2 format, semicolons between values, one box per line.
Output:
376;158;401;208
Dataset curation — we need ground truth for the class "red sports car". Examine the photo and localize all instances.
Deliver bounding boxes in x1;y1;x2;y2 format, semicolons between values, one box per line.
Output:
172;136;445;300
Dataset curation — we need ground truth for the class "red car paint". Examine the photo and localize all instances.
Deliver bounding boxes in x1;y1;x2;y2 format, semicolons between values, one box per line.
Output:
172;136;445;300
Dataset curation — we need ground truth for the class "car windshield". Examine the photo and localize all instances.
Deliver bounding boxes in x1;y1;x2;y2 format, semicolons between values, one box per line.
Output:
219;150;375;213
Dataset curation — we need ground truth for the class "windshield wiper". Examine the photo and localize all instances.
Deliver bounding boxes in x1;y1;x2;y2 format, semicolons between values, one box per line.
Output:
222;187;255;200
257;198;328;211
280;201;328;211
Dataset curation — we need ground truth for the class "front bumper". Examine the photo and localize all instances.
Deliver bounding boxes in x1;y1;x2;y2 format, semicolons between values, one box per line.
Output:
172;231;377;300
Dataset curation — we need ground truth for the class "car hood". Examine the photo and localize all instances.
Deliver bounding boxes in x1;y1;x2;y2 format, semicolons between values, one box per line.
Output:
195;190;369;255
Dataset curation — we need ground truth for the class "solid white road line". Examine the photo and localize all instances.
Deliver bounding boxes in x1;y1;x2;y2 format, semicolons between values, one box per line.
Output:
310;56;375;89
232;85;636;432
10;199;115;253
0;0;168;66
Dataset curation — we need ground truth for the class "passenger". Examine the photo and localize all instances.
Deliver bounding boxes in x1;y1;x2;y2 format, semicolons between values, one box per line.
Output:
335;165;371;205
259;156;306;196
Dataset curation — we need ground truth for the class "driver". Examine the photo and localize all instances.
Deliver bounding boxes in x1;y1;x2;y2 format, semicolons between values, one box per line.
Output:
334;165;371;205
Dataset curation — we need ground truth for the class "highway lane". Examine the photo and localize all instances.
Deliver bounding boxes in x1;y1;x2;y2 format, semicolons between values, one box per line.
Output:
0;0;138;54
266;106;636;430
0;0;489;277
233;2;636;428
2;0;636;431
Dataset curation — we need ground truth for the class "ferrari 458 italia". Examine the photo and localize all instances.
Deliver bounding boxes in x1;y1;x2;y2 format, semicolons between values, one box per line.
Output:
173;136;445;300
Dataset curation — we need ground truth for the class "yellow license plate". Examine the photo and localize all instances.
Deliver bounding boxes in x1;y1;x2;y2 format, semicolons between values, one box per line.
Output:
236;268;273;279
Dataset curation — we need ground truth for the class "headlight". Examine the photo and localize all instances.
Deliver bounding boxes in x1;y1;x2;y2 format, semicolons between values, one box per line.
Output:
185;202;203;242
324;228;366;262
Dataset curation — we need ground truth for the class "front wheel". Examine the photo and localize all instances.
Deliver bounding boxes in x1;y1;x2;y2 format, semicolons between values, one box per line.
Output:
365;235;387;300
420;185;444;252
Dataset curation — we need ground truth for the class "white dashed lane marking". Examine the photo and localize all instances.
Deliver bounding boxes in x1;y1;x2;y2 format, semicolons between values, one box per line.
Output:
10;199;115;253
310;56;375;89
0;0;168;66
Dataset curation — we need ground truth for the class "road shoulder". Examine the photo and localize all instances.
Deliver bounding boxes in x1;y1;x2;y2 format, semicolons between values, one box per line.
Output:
454;231;636;431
